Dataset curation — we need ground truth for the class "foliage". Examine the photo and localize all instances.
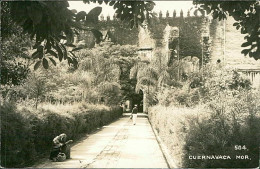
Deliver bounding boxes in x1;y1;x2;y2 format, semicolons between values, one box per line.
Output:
98;82;121;105
2;0;155;68
22;73;48;109
148;105;201;167
183;89;260;168
1;102;36;167
149;88;260;168
1;102;123;168
1;20;32;85
78;44;138;103
157;65;253;107
150;64;259;168
1;43;139;107
1;1;76;68
83;1;155;28
148;17;203;59
200;67;252;102
130;52;186;108
194;0;260;60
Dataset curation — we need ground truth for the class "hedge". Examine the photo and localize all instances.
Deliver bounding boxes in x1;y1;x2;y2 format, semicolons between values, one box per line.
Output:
149;102;260;168
1;102;123;167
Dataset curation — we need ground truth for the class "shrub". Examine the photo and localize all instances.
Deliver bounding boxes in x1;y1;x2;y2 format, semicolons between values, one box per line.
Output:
149;89;260;168
148;105;200;167
1;102;36;167
149;64;259;168
157;85;201;107
183;90;260;168
1;102;123;167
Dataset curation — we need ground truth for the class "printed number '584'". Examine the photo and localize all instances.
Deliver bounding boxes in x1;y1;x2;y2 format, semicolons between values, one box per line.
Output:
235;145;247;150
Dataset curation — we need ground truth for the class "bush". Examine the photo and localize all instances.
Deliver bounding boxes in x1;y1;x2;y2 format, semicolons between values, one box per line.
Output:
1;102;36;167
148;105;200;167
149;89;260;168
157;85;201;107
183;89;260;168
150;65;259;168
1;102;123;167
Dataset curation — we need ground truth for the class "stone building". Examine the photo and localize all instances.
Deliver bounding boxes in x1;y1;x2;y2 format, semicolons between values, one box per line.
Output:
77;11;260;112
210;17;260;89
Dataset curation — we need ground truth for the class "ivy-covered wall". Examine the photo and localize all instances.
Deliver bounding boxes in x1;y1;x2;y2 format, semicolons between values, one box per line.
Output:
78;15;218;61
148;16;205;59
96;20;139;45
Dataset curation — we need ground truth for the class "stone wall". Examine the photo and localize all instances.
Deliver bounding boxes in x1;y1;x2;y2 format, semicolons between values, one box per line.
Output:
224;17;260;69
209;17;260;89
78;13;260;88
78;12;207;62
210;17;260;69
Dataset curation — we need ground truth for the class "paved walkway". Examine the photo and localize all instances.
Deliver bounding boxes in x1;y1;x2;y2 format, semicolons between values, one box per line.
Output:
35;116;168;168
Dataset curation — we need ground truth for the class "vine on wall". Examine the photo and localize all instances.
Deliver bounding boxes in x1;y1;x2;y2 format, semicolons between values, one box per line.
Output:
148;17;204;60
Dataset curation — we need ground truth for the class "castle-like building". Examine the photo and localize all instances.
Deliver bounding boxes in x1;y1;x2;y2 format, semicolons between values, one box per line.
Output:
76;10;260;90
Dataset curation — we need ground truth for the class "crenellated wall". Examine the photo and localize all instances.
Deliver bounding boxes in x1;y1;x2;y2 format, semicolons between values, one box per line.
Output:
77;11;259;88
78;10;209;61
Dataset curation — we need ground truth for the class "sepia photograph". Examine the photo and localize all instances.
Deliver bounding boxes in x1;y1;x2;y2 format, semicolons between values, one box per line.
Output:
1;0;260;168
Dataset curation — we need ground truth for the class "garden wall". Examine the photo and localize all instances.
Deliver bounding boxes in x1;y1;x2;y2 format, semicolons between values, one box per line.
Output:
1;102;123;167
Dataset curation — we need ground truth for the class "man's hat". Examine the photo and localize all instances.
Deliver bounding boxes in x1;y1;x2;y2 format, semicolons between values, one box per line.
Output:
134;104;137;107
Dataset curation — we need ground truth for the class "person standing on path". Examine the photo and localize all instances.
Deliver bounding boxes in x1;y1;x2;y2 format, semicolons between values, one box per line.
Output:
131;104;138;125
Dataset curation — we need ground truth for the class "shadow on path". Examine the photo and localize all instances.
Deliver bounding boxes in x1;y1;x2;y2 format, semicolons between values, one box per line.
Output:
35;116;168;168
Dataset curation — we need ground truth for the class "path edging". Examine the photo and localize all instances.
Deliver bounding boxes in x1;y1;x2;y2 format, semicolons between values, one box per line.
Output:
148;118;178;168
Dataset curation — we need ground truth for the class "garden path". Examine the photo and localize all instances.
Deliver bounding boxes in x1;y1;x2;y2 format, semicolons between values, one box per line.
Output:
35;115;169;168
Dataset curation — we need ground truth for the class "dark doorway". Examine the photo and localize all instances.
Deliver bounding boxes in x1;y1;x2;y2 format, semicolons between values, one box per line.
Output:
132;90;144;112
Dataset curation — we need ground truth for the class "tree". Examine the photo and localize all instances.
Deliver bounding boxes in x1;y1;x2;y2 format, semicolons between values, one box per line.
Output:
1;4;32;85
78;44;138;104
2;1;155;68
193;0;260;60
23;73;48;109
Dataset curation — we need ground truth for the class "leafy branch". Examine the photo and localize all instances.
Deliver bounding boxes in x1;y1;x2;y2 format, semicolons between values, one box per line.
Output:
193;0;260;60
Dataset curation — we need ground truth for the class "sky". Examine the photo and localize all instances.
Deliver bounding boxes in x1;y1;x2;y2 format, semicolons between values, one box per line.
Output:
68;1;195;18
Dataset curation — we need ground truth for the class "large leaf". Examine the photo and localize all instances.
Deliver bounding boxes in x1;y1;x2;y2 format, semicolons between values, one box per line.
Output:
91;29;103;43
109;1;116;6
49;57;56;66
60;44;68;59
47;49;58;58
65;43;76;48
241;49;251;56
54;42;64;61
85;7;102;23
42;58;49;69
71;47;83;52
34;60;41;70
76;11;87;21
32;50;40;59
32;47;43;59
72;57;78;68
241;41;251;47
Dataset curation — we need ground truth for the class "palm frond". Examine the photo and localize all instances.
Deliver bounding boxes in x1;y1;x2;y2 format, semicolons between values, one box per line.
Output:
130;64;139;79
98;81;121;93
158;70;170;87
135;76;157;93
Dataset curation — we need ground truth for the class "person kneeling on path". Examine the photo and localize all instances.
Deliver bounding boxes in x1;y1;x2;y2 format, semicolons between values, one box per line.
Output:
49;133;73;162
131;105;138;125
